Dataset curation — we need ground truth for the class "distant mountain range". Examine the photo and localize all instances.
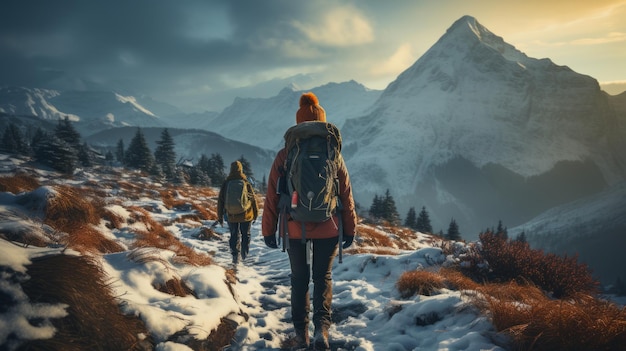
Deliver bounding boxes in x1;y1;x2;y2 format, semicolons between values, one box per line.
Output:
1;15;625;284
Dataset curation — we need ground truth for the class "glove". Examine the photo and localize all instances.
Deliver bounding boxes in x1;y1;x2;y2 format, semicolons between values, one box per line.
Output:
264;235;278;249
342;235;354;249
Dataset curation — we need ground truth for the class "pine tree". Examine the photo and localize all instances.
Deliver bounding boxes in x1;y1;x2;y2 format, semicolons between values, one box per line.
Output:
382;189;400;225
55;117;82;149
207;153;226;186
34;134;77;174
446;218;461;241
154;129;177;180
30;128;47;152
124;128;155;173
116;139;125;163
495;220;508;240
1;123;28;154
50;117;82;169
416;206;433;233
238;154;254;180
188;165;211;186
78;142;94;167
369;194;382;219
197;154;210;173
404;207;417;229
515;231;527;243
105;150;114;164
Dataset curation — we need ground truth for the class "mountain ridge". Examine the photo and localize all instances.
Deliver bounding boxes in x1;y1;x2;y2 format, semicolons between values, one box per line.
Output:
341;15;624;236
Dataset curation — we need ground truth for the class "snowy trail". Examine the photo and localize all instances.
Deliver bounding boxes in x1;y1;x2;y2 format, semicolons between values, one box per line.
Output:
180;218;364;350
177;215;506;351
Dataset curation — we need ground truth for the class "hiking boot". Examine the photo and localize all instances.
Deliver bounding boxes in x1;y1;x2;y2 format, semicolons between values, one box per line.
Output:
284;329;309;350
313;328;329;350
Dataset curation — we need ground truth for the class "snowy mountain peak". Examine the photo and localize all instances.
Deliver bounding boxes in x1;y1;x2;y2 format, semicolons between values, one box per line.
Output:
445;15;528;63
342;15;623;236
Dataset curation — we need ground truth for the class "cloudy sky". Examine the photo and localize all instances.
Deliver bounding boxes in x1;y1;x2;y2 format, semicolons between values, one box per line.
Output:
1;0;625;112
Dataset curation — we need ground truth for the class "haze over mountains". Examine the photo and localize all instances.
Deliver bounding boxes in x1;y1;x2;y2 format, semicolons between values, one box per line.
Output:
1;15;625;283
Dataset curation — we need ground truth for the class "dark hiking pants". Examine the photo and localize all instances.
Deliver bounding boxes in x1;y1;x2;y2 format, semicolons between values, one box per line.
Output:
228;221;251;261
287;237;338;333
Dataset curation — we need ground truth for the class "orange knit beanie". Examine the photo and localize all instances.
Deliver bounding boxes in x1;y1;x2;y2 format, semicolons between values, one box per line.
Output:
296;92;326;124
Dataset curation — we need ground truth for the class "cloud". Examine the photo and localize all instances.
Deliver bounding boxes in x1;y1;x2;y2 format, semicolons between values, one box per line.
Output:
370;43;416;76
571;32;626;45
292;5;374;47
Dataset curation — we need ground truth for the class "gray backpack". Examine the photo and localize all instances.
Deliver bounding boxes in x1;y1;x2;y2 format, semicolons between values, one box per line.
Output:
283;121;342;222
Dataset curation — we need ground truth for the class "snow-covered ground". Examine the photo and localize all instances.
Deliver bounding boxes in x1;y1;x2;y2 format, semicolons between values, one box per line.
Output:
0;161;507;350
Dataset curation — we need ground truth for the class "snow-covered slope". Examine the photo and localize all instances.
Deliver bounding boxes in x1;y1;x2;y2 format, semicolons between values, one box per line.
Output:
206;80;381;150
341;15;625;236
509;181;626;284
0;87;167;136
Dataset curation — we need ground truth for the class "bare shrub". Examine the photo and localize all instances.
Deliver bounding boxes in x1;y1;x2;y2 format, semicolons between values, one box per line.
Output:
462;232;598;298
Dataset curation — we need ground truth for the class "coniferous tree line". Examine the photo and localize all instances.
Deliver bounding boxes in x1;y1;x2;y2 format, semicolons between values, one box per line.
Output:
1;117;98;174
0;119;252;188
368;189;401;225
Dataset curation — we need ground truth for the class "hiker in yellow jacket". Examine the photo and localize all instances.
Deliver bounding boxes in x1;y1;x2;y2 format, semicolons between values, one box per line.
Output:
217;160;258;264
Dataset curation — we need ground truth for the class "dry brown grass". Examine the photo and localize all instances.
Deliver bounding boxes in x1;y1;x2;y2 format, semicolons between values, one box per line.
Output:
155;278;196;297
484;291;626;351
396;270;447;298
0;166;246;350
159;189;189;209
19;254;152;351
439;268;481;291
42;185;124;254
391;227;418;250
129;207;213;266
396;265;626;351
396;268;482;298
191;202;216;221
45;185;101;232
102;207;126;229
184;317;239;351
350;246;401;255
67;224;125;254
0;173;40;193
356;224;395;248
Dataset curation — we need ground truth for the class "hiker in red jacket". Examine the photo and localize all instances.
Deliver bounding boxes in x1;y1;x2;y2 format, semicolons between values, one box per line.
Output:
262;92;358;350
